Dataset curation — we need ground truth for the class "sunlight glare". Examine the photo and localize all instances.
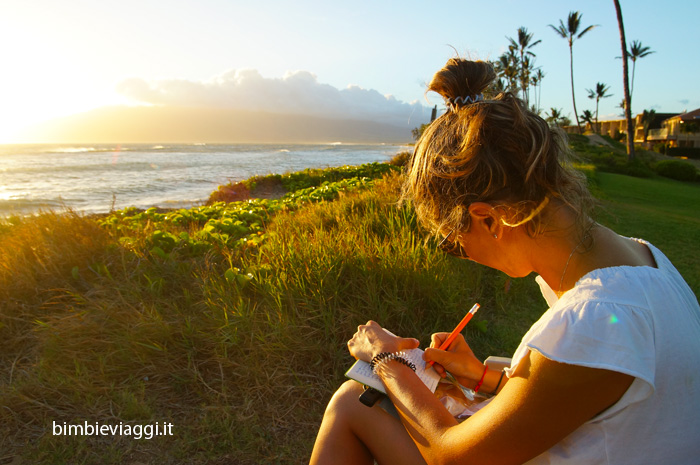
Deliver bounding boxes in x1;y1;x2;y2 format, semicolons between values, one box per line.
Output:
0;21;125;143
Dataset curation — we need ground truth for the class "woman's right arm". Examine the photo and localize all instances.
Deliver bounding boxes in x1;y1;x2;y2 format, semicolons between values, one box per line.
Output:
379;347;633;465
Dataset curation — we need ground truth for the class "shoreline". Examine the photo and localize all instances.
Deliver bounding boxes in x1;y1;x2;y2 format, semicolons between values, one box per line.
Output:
1;144;411;219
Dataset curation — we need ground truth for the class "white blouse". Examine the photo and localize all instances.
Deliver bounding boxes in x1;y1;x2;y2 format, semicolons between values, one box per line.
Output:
506;240;700;464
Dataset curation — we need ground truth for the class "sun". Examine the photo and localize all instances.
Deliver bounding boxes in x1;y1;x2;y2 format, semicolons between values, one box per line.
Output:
0;20;126;144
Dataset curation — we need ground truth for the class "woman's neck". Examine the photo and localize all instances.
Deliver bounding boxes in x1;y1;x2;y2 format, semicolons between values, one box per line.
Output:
530;220;657;297
522;206;596;296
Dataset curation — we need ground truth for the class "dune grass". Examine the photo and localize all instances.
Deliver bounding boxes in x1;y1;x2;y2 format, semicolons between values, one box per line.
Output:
0;157;698;464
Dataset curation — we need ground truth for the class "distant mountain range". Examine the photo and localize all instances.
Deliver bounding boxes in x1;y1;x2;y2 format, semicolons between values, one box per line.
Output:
17;105;413;144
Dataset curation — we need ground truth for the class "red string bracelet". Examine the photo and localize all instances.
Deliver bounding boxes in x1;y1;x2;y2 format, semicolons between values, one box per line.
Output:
474;365;489;393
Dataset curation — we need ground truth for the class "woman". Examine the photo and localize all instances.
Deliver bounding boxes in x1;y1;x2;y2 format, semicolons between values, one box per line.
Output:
309;58;700;464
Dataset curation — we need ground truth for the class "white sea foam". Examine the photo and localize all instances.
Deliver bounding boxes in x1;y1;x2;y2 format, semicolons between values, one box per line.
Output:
50;147;98;153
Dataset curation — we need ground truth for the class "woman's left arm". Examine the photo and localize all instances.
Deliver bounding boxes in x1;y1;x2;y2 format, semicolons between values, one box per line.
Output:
379;349;634;465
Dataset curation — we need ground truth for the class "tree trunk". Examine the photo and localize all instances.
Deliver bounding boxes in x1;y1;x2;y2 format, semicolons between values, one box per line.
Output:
630;60;637;101
614;0;635;161
569;45;582;134
520;50;526;104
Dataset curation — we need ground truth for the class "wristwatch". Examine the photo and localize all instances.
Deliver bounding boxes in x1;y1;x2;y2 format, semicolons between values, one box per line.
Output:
358;385;384;407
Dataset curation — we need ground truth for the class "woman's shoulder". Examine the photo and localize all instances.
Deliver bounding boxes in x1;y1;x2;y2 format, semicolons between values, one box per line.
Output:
565;237;695;311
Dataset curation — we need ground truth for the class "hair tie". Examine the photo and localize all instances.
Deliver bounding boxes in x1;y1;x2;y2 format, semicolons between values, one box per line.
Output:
446;93;484;111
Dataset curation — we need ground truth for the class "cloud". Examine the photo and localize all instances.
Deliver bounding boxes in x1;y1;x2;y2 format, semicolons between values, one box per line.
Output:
678;99;690;106
116;69;428;127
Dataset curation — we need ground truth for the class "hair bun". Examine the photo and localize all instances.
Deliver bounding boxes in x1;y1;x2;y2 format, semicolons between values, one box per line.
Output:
428;58;496;104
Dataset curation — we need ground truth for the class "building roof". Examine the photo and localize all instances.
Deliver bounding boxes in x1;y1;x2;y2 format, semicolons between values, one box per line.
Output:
678;108;700;122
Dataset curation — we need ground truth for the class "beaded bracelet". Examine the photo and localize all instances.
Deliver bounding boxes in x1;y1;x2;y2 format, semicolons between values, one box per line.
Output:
370;351;417;374
473;365;489;393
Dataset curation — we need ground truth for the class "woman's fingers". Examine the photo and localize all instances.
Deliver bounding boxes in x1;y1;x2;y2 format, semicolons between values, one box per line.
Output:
430;332;450;348
347;321;420;362
430;332;468;351
396;337;420;352
424;347;452;366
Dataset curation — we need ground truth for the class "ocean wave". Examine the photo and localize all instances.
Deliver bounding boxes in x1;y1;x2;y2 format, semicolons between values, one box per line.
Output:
0;197;68;215
2;161;164;175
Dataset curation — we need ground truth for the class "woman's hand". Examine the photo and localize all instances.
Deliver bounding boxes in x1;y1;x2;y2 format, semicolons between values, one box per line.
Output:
347;321;420;362
423;333;484;387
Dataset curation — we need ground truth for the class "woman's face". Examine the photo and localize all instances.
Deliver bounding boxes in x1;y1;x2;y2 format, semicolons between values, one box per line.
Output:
455;222;533;279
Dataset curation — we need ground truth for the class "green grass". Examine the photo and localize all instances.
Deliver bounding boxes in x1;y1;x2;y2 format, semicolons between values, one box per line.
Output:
0;157;698;464
594;172;700;293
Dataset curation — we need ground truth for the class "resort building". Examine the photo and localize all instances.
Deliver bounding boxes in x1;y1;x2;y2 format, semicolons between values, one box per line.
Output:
647;109;700;148
566;108;700;149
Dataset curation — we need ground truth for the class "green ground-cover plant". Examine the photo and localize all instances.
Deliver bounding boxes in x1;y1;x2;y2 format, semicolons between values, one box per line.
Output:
99;177;377;262
208;162;399;203
1;152;698;464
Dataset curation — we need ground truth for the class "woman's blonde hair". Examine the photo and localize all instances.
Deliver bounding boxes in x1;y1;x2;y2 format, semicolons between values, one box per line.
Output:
402;58;593;238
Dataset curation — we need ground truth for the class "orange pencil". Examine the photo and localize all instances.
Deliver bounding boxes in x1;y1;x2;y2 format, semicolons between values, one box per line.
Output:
427;303;480;368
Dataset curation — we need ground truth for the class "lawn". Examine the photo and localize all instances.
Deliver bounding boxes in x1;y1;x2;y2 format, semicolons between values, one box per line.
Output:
594;172;700;294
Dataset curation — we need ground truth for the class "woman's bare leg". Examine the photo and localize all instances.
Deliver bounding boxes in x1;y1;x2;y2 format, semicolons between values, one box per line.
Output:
310;381;426;465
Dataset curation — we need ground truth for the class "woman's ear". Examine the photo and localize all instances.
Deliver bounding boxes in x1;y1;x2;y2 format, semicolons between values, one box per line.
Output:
468;202;503;237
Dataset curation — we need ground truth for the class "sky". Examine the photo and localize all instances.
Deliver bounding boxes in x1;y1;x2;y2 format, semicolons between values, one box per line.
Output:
1;0;698;143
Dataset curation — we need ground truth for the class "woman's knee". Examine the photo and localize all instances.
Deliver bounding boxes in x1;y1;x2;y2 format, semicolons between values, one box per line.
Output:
324;380;364;419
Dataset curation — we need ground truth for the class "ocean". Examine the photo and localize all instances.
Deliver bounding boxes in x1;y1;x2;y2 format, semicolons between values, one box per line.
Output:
0;143;410;217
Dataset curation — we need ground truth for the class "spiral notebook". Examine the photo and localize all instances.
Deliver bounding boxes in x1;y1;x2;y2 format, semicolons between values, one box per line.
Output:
345;348;441;394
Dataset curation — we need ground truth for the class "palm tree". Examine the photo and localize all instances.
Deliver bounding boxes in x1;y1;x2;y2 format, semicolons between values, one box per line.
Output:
580;110;595;132
547;108;564;127
550;11;597;134
641;109;656;143
521;55;535;103
489;78;507;97
507;27;541;105
532;69;545;112
530;73;540;113
586;82;613;134
613;0;635;161
627;40;655;100
494;49;520;93
617;99;626;117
